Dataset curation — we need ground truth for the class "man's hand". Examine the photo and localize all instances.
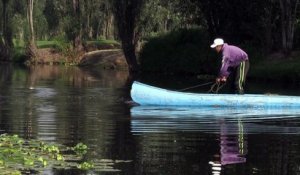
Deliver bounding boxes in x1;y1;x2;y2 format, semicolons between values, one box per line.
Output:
216;76;227;83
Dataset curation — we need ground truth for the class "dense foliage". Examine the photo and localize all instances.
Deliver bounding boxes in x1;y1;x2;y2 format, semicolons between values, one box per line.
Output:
140;29;219;74
1;0;300;72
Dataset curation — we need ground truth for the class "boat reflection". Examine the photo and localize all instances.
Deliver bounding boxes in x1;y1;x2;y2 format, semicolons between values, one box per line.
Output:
130;106;300;134
130;106;300;174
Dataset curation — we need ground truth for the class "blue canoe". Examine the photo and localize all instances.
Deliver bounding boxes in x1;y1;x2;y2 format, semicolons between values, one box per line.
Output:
130;81;300;108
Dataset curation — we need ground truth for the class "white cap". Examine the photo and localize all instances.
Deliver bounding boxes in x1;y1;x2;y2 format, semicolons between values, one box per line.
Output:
210;38;224;48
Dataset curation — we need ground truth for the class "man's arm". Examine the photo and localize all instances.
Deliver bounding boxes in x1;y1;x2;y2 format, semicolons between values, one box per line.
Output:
219;57;230;78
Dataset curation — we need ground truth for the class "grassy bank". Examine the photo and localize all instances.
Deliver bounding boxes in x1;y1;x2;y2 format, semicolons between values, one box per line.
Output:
12;39;120;64
13;39;120;49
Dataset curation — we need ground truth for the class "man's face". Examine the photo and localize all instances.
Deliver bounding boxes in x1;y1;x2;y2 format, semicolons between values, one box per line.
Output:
215;45;222;53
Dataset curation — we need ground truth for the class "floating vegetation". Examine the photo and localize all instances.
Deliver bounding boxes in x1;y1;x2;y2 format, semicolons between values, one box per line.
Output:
91;159;133;173
0;134;92;174
0;134;134;174
71;142;88;155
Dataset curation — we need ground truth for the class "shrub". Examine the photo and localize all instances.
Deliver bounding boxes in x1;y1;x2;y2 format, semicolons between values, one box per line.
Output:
139;28;219;75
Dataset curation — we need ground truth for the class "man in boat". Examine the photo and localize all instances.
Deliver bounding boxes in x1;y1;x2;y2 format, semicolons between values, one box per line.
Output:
210;38;250;94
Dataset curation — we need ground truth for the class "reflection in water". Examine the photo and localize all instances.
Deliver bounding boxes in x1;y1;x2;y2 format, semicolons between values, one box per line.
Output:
25;65;129;89
0;65;132;174
34;87;58;141
131;106;300;175
130;106;300;134
219;119;247;166
209;119;247;175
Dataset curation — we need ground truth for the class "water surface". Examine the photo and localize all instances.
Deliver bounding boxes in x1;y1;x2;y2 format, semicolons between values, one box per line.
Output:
1;64;300;175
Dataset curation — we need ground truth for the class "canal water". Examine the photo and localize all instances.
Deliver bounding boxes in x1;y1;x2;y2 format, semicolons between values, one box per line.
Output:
1;64;300;175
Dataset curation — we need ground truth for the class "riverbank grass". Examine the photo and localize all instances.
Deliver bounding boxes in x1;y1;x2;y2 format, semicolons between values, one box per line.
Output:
12;39;120;64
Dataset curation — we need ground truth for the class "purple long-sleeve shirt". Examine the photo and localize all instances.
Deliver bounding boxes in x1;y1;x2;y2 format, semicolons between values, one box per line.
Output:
219;43;248;78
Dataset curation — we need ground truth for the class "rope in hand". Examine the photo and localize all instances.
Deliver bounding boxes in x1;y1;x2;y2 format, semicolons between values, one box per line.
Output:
208;81;226;94
178;81;214;91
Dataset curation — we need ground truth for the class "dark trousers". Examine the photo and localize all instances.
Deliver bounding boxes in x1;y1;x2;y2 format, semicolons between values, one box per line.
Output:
231;60;250;94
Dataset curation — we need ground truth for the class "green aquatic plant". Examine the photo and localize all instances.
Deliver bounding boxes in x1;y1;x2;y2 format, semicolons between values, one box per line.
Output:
0;134;93;174
72;142;88;155
77;161;94;170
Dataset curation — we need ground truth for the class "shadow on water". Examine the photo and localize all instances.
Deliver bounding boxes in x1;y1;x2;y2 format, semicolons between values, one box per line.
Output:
1;64;300;174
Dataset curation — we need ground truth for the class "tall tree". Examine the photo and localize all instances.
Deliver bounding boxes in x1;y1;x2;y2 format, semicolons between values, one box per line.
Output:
139;0;183;35
27;0;34;44
43;0;59;37
26;0;37;59
255;0;279;53
0;0;12;61
113;0;145;73
82;0;92;39
72;0;82;50
279;0;299;54
103;0;114;39
195;0;224;38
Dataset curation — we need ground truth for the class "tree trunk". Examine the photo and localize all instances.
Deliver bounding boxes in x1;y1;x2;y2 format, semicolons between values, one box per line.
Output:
198;0;222;38
87;12;93;39
262;0;276;53
28;0;35;45
279;0;299;54
26;0;37;60
96;21;101;39
0;0;12;61
105;14;114;39
72;0;82;50
83;0;93;39
122;41;139;72
103;0;114;40
113;0;144;73
2;0;8;38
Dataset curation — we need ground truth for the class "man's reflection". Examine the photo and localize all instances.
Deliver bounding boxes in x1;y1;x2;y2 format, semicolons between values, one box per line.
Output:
209;119;247;174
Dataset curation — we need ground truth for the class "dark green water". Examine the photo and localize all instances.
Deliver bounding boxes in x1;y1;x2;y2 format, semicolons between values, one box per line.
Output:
1;64;300;175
